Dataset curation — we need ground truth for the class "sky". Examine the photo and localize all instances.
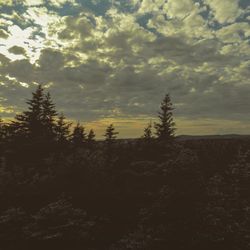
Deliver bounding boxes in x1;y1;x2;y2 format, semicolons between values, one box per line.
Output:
0;0;250;138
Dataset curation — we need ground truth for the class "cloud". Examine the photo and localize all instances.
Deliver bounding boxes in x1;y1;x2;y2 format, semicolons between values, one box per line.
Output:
0;0;13;6
0;5;63;62
38;48;65;70
176;117;250;135
163;0;197;19
216;22;250;43
146;1;213;41
137;0;165;14
8;45;26;55
47;0;76;8
24;0;44;6
57;14;94;40
205;0;242;24
0;29;9;39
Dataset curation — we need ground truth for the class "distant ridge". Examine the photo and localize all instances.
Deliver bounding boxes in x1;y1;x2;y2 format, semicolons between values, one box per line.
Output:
106;134;250;142
176;134;250;141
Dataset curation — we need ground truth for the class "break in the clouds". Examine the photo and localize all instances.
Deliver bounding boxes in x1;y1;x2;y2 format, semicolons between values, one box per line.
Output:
0;0;250;137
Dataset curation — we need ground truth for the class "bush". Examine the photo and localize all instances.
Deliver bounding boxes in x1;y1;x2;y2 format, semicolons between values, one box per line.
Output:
25;198;95;240
0;208;28;240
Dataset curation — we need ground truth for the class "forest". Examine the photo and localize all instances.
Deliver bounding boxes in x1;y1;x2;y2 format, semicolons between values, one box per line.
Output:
0;85;250;249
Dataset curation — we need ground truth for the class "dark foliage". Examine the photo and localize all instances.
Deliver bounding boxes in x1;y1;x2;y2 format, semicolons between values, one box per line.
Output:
142;121;153;141
154;93;175;141
104;124;119;144
0;86;249;249
71;122;87;147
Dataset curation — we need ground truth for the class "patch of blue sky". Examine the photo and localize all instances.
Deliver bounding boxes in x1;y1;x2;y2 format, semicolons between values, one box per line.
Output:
113;0;138;13
137;13;152;28
239;0;250;9
0;5;34;30
136;13;159;35
76;0;112;16
0;3;26;18
49;2;81;16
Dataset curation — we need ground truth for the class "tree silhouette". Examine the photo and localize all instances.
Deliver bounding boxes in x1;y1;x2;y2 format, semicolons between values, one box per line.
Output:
0;117;3;140
71;122;86;146
0;118;8;148
12;84;45;139
103;124;118;168
0;117;5;152
42;92;57;140
1;84;250;248
104;124;118;144
154;94;175;141
10;84;61;144
142;121;153;141
87;129;96;143
55;113;71;143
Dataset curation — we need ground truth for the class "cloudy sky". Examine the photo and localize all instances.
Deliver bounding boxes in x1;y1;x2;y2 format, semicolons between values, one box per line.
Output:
0;0;249;138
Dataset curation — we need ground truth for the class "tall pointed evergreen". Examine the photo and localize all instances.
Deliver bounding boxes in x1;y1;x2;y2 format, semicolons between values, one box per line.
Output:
12;84;45;139
42;92;57;138
71;122;86;146
142;121;153;141
55;113;71;143
0;117;4;141
104;124;118;144
154;94;175;141
0;118;8;143
86;129;96;149
87;129;96;143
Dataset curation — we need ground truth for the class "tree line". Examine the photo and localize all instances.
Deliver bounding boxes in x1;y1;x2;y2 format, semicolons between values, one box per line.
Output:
1;85;249;248
0;84;176;146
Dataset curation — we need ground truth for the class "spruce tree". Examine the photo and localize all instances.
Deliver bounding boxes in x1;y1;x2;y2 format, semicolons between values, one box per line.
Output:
142;121;153;141
87;129;96;143
12;84;45;139
11;85;59;143
0;117;4;142
104;124;119;168
0;118;8;144
55;113;71;143
0;117;3;136
42;92;57;138
71;122;86;146
154;94;175;141
104;124;118;144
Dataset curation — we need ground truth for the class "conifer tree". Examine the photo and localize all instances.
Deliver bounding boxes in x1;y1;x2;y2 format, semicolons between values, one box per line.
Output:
103;124;119;167
0;117;4;141
142;121;153;141
71;122;86;146
154;94;175;141
11;85;59;143
42;92;57;138
0;118;8;144
87;129;96;143
12;84;45;139
104;124;118;144
55;113;71;143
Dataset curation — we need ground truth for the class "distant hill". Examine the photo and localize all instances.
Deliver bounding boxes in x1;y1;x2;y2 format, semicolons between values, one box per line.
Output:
96;134;250;142
176;134;250;141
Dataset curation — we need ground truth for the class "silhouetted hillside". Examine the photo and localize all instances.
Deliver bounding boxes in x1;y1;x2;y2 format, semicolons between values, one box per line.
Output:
0;87;249;249
177;134;250;141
